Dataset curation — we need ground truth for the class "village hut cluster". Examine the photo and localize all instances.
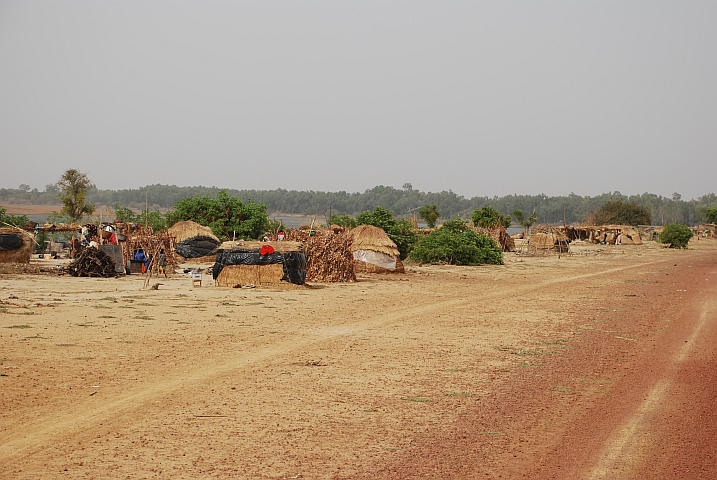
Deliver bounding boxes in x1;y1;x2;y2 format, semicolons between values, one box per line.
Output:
3;206;714;288
211;223;408;287
559;225;643;245
512;224;650;256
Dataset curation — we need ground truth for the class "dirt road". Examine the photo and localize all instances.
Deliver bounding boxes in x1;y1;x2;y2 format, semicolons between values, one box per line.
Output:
1;240;715;479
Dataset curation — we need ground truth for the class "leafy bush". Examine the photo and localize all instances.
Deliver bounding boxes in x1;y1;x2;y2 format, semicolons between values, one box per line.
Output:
472;206;511;229
409;219;503;265
0;207;29;227
659;224;694;248
356;206;418;259
592;200;651;226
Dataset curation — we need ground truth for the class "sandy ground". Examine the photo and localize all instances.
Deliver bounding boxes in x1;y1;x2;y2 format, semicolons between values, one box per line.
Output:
1;239;716;479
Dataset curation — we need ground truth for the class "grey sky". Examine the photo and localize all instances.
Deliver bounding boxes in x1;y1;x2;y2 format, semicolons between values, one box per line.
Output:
1;1;715;199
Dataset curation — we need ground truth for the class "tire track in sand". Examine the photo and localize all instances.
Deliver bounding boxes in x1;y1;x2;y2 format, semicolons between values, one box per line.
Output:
586;294;716;479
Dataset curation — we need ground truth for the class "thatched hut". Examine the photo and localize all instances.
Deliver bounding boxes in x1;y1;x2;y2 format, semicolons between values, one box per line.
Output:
168;221;221;262
478;227;515;252
528;228;570;255
0;227;34;264
213;241;306;287
349;225;404;273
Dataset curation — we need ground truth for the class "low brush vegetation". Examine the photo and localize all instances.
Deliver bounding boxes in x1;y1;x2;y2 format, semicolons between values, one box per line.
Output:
409;218;503;266
659;224;694;248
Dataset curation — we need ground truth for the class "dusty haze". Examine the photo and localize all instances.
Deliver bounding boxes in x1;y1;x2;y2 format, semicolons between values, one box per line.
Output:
1;1;715;198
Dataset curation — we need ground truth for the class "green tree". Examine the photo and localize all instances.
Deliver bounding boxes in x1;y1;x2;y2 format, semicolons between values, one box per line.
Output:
327;213;357;229
57;169;96;222
702;208;717;224
472;206;511;229
356;206;418;259
659;224;694;248
592;200;651;226
170;190;269;240
409;218;503;265
418;204;440;228
512;209;537;235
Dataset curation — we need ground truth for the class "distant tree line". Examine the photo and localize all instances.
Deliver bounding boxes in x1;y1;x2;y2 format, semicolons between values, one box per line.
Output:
2;182;717;225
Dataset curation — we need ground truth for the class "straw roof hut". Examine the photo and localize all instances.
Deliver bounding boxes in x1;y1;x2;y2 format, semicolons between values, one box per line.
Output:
168;221;219;244
528;227;570;255
349;225;404;273
168;220;220;262
0;227;34;264
478;227;515;252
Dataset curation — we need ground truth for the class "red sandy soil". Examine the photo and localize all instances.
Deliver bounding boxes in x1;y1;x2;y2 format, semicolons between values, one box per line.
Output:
1;240;715;479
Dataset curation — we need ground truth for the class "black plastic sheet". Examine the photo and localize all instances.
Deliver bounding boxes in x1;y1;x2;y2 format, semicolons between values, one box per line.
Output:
213;248;306;285
176;236;221;258
0;234;23;251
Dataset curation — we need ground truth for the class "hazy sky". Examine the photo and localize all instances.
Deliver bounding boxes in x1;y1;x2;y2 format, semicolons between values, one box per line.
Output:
1;1;715;199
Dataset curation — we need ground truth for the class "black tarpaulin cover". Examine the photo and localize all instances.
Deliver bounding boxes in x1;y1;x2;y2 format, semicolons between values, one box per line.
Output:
176;236;221;258
0;234;23;251
213;248;306;285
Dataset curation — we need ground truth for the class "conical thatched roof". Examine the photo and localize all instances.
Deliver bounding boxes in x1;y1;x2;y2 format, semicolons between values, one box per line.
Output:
349;225;400;257
168;221;219;244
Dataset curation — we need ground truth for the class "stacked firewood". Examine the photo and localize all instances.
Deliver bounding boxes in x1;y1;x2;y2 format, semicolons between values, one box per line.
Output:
65;247;118;277
284;227;356;282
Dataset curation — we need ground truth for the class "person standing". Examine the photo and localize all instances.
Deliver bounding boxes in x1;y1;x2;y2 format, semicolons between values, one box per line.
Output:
158;250;167;277
134;249;148;275
71;238;82;258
